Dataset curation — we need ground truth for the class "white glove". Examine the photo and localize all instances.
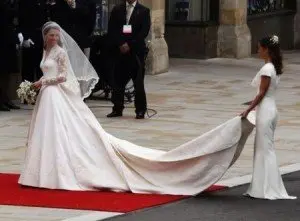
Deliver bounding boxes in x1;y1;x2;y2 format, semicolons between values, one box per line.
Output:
18;33;24;45
23;39;35;48
83;48;90;59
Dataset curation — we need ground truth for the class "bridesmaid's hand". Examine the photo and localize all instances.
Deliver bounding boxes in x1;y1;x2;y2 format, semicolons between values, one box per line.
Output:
240;110;250;119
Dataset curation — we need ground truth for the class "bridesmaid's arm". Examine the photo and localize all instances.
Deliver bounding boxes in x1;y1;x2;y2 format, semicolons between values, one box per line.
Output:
243;76;271;115
41;51;68;85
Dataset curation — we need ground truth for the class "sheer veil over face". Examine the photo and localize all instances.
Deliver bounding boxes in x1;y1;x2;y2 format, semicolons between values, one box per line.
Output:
42;22;99;99
43;28;61;48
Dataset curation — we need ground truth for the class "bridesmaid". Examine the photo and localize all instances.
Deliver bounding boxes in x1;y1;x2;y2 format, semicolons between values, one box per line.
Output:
241;35;296;200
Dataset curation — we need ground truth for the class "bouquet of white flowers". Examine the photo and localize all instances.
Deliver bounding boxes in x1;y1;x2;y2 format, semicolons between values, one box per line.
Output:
16;80;38;104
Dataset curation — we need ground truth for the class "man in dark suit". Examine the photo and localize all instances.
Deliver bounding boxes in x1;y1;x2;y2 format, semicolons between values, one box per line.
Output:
107;0;150;119
48;0;96;55
0;0;20;111
46;0;73;35
72;0;96;56
18;0;48;82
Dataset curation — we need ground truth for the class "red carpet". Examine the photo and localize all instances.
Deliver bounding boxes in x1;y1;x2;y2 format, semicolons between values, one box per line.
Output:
0;173;225;212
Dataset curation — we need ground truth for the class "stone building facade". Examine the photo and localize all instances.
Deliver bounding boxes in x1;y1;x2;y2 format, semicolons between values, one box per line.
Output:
141;0;299;75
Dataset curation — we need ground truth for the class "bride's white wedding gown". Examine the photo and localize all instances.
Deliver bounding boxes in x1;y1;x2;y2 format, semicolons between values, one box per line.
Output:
18;45;292;198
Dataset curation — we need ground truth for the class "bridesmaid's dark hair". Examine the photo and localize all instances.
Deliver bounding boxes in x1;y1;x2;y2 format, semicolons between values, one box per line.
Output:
259;35;283;75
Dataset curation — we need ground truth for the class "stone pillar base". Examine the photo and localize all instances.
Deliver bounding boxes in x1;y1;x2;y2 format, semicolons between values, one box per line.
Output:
145;37;169;75
217;24;251;58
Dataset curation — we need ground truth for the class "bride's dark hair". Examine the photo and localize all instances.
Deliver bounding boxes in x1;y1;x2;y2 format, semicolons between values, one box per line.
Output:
42;26;63;48
259;35;283;75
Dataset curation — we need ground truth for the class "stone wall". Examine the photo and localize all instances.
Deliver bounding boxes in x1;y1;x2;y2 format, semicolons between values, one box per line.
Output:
165;24;218;58
248;12;295;53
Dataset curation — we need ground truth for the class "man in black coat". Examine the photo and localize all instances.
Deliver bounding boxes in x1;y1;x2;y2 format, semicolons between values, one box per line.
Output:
0;0;20;111
48;0;96;55
107;0;150;119
73;0;96;56
46;0;73;35
18;0;48;82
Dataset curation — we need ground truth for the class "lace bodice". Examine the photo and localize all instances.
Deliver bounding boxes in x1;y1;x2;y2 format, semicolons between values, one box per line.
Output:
251;63;280;98
40;45;67;85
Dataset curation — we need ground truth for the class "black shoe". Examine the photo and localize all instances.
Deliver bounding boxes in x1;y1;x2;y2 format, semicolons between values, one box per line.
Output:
107;111;123;118
0;104;10;111
5;101;20;109
136;112;145;119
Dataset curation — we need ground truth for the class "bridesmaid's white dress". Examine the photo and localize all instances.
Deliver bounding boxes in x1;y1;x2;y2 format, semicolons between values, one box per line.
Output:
19;45;257;196
244;63;296;200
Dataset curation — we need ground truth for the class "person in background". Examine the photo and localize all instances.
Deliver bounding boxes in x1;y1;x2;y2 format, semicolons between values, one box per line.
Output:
73;0;97;58
107;0;150;119
48;0;96;57
18;0;48;82
0;0;20;111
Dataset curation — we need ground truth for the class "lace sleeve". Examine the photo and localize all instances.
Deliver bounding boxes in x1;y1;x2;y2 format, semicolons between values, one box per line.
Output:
41;51;68;85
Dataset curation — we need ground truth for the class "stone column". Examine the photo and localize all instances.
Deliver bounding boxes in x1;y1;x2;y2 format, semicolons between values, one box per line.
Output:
294;0;300;48
217;0;251;58
139;0;169;75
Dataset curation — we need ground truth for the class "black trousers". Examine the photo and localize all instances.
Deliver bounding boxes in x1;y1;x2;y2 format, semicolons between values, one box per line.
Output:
21;45;43;82
111;52;147;114
0;73;10;104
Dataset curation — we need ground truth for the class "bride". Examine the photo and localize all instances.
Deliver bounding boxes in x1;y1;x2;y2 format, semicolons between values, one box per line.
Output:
18;22;293;199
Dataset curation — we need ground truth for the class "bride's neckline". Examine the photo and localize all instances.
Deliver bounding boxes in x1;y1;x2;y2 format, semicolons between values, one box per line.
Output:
43;44;59;62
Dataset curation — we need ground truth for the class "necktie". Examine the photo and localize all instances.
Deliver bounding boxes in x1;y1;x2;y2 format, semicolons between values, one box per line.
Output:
126;4;133;24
